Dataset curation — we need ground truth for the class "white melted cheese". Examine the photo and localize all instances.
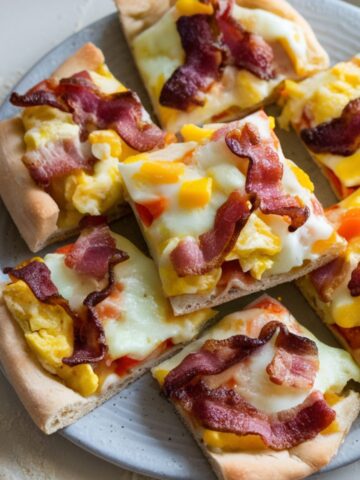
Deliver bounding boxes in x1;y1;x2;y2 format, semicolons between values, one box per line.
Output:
44;233;208;360
132;3;310;132
154;306;360;413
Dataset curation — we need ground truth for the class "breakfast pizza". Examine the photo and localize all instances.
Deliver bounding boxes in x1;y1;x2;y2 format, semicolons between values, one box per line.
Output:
298;188;360;366
279;54;360;199
118;110;346;315
0;42;170;252
152;295;360;480
0;218;213;433
115;0;329;132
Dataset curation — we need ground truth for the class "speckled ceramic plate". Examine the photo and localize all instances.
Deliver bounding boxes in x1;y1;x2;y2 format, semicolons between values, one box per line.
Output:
1;1;360;479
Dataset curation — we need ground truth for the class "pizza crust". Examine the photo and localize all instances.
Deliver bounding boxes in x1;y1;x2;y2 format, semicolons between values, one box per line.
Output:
173;391;360;480
0;43;128;253
0;291;187;434
115;0;329;72
169;240;346;315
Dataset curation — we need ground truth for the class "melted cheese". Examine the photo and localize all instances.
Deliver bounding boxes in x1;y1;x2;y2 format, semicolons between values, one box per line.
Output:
132;3;312;132
153;305;360;414
120;111;338;295
45;234;212;360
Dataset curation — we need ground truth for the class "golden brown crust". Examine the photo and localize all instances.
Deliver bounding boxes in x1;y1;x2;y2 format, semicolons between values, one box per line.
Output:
0;290;185;434
0;43;122;252
170;240;346;315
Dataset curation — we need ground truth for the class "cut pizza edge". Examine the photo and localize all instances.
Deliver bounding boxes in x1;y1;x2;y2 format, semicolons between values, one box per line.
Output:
114;0;329;132
0;221;214;434
152;295;360;480
0;42;168;252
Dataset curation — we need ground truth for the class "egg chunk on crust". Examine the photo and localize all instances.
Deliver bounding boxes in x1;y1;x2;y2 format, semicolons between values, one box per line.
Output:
279;54;360;200
0;43;169;252
118;110;345;315
0;223;214;434
152;295;360;480
115;0;328;132
298;188;360;367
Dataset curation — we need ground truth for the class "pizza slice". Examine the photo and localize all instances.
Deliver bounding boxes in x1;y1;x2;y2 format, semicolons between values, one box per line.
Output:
118;110;345;315
152;295;360;480
0;42;170;252
115;0;329;132
0;218;214;433
297;188;360;365
279;54;360;199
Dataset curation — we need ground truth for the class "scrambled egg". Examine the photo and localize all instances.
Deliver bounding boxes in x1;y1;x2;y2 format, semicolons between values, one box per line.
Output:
2;278;98;396
226;213;282;280
21;64;131;227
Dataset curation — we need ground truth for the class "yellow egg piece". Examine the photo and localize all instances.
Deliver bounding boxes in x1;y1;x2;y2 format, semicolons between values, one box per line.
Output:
287;161;314;192
312;232;337;255
321;420;340;435
203;430;265;452
89;129;122;159
332;151;360;188
180;124;214;143
159;264;221;296
153;368;169;386
134;161;185;184
176;0;214;16
179;177;212;209
340;188;360;210
332;296;360;328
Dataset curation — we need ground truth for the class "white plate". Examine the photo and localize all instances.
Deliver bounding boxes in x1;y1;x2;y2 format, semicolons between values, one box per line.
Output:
0;1;360;478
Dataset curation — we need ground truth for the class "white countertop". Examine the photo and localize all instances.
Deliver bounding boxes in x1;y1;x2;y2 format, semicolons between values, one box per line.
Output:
0;1;360;479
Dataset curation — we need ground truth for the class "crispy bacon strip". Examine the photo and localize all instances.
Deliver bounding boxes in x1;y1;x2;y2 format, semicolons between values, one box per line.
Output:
23;138;95;188
348;261;360;297
178;382;335;450
226;124;309;231
300;98;360;156
11;72;166;152
170;190;253;276
266;326;319;389
309;256;347;303
64;219;129;280
216;0;275;80
164;321;318;396
159;14;224;111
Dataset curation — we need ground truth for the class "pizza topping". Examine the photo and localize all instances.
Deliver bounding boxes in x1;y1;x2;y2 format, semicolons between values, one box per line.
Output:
11;72;166;152
175;383;334;450
216;0;275;81
164;321;318;396
225;124;310;231
159;14;224;111
348;261;360;297
334;324;360;349
309;257;347;303
22;138;95;188
300;98;360;156
159;1;276;111
266;325;319;389
170;190;253;276
64;218;129;280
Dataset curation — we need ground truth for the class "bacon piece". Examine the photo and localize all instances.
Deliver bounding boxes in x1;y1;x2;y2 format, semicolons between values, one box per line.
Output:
170;190;253;276
216;1;275;80
348;261;360;297
309;256;347;303
266;326;319;389
164;321;318;396
3;261;59;302
159;15;223;111
11;72;166;152
179;383;335;450
64;220;129;280
217;260;254;289
300;98;360;156
226;124;309;231
23;138;95;188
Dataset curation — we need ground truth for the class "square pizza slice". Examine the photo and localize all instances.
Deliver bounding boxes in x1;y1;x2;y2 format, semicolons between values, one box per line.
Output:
279;54;360;199
118;110;345;315
0;219;213;433
152;295;360;480
0;42;171;252
115;0;329;132
297;188;360;366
